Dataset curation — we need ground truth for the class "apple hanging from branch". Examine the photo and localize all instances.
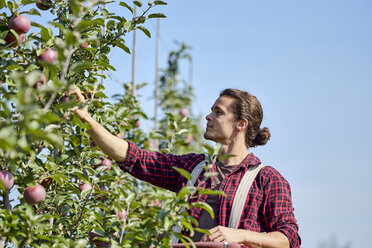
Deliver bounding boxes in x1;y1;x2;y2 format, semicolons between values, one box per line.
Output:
8;15;31;34
0;171;14;190
37;48;58;65
23;184;46;205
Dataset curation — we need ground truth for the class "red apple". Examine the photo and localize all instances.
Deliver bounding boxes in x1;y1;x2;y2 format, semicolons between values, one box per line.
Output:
4;32;24;47
34;73;46;88
101;158;112;170
23;184;46;205
135;120;140;127
59;95;69;103
8;15;31;34
36;0;52;10
0;171;14;190
79;183;92;191
40;177;52;189
37;48;57;65
81;42;88;48
117;209;127;220
179;108;187;116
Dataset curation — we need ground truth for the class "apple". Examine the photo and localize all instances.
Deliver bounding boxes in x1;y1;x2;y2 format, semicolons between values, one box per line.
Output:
36;0;52;10
135;120;140;128
117;209;127;220
179;108;187;116
101;158;112;170
0;171;14;190
59;95;69;103
34;73;46;88
23;184;46;205
4;33;24;47
79;183;92;191
40;177;52;189
8;15;31;34
81;42;88;48
37;48;57;65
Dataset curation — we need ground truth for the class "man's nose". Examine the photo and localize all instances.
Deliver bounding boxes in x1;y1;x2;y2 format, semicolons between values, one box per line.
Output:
206;113;212;121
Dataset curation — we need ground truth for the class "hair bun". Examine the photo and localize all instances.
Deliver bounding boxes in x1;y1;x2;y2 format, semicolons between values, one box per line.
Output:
254;127;271;146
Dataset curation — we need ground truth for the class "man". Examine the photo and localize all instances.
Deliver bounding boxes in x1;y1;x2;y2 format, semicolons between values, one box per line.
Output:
70;86;301;248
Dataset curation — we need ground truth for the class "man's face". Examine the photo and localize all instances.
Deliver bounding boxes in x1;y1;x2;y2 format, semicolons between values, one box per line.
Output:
204;96;239;145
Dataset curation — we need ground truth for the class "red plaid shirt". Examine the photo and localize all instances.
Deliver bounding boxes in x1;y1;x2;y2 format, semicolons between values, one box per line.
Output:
118;141;301;248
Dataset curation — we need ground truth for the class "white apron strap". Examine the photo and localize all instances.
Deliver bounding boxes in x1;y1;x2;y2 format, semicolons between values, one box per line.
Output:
228;164;264;229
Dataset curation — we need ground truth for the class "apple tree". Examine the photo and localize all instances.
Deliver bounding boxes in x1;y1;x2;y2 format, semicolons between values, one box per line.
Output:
0;0;221;247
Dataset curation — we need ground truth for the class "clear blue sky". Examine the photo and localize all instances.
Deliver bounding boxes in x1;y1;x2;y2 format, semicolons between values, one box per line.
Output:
104;1;372;247
31;0;372;247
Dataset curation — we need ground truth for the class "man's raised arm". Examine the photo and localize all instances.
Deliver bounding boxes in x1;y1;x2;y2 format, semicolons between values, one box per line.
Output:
68;86;128;162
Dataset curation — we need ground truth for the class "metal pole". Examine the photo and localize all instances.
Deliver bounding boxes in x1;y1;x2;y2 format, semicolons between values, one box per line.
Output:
131;6;137;95
154;19;160;131
101;3;107;86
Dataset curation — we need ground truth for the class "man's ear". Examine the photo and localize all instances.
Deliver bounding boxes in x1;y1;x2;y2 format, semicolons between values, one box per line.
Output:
236;119;248;131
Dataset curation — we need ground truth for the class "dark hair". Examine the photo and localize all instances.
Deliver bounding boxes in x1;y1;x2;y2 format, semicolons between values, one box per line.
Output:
220;88;271;148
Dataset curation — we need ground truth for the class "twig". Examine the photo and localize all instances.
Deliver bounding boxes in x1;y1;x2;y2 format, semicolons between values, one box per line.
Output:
43;48;75;112
119;202;130;245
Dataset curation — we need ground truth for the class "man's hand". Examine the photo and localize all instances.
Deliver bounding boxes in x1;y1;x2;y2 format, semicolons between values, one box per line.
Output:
202;226;246;243
67;85;91;122
202;226;290;248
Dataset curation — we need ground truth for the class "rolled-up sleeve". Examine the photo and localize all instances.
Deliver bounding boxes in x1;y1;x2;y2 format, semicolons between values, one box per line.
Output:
117;141;205;192
261;167;301;248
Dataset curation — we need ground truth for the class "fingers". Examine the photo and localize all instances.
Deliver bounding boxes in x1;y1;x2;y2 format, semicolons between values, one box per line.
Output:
206;226;229;242
201;234;211;242
67;85;85;102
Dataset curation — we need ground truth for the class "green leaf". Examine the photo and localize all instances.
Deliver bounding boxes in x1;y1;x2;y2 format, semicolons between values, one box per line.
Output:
97;61;116;71
198;188;226;196
119;2;134;13
21;0;38;4
69;61;92;73
75;20;95;32
177;186;191;199
116;42;131;54
172;167;191;181
133;0;142;7
6;64;23;71
148;13;166;19
40;26;51;42
94;211;103;224
26;8;41;16
137;26;151;38
191;202;214;219
154;1;167;5
218;154;236;161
